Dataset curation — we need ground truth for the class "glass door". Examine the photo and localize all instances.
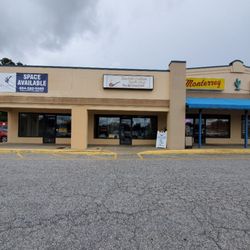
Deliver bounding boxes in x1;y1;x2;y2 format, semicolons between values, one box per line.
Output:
120;117;132;145
43;115;56;144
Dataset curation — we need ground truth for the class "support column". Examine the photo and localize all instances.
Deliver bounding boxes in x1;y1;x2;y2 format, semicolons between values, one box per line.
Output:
7;110;18;143
198;109;202;148
167;61;186;149
71;106;88;150
244;110;248;148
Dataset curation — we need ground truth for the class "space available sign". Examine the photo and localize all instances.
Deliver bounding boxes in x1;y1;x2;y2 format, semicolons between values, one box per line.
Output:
103;74;154;90
0;73;48;93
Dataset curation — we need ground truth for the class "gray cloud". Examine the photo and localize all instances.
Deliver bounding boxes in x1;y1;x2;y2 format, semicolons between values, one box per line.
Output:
0;0;99;56
0;0;249;68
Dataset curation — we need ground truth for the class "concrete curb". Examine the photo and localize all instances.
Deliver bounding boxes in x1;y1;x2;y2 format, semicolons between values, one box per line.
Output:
0;148;116;156
138;148;250;156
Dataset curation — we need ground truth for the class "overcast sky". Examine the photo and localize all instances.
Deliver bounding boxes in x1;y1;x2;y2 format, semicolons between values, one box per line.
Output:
0;0;249;69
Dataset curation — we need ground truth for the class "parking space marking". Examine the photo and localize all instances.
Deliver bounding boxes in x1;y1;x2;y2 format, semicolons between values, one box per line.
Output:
16;152;24;158
137;153;144;160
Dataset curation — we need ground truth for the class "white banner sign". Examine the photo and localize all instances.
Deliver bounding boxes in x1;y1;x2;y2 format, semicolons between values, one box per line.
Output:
103;74;153;90
0;73;16;92
156;131;167;148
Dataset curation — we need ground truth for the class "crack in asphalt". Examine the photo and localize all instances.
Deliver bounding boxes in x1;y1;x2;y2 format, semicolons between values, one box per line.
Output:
0;157;250;249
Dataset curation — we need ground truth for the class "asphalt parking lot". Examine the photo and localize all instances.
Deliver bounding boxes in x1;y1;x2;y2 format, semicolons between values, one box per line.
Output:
0;152;250;249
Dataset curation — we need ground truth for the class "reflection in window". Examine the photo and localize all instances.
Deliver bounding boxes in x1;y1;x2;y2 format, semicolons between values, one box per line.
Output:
206;118;230;138
19;113;71;138
97;117;120;139
241;116;250;138
19;113;44;137
56;115;71;138
132;117;157;139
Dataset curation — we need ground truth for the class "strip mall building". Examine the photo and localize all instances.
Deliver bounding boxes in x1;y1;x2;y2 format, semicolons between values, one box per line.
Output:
0;60;250;149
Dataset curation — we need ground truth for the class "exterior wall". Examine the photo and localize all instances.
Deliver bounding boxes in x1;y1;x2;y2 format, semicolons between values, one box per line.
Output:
0;65;170;148
187;61;250;96
0;67;169;100
1;60;250;149
186;61;250;147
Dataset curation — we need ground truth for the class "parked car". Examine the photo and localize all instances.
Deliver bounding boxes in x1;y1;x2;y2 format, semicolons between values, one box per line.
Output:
0;122;7;143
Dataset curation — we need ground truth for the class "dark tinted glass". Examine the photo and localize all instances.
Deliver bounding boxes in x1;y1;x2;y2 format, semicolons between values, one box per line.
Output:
96;117;120;139
132;117;157;139
56;115;71;138
19;113;44;137
206;118;230;138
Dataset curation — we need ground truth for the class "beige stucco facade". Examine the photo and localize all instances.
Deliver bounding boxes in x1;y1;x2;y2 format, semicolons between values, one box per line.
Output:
0;60;250;149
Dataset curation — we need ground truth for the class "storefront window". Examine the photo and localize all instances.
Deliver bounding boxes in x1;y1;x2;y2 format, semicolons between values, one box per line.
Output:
241;116;250;138
206;118;230;138
186;115;230;139
19;113;44;137
56;115;71;138
19;113;71;138
94;115;157;140
95;116;120;139
132;117;157;139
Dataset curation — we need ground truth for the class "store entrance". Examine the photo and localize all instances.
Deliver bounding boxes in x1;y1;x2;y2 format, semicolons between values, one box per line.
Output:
120;117;132;145
43;114;56;144
185;117;205;143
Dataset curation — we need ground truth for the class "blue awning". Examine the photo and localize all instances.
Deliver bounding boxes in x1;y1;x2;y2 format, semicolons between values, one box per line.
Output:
186;97;250;110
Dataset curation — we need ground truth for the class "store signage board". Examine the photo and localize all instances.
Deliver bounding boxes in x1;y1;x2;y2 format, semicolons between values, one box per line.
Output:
103;74;153;90
0;73;48;93
186;78;224;90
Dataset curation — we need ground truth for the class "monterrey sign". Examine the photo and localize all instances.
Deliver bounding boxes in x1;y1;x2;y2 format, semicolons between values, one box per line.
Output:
0;73;48;93
186;78;224;90
103;74;153;90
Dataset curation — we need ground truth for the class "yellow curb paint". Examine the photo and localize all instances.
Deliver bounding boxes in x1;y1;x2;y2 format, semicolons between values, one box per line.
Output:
139;156;250;161
0;149;117;157
139;148;250;156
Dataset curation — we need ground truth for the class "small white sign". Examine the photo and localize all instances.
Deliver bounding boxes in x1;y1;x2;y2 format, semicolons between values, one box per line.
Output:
0;73;16;92
156;131;167;148
103;74;153;90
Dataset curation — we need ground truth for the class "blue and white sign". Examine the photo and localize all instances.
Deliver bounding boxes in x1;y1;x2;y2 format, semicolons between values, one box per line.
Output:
16;73;48;93
0;73;48;93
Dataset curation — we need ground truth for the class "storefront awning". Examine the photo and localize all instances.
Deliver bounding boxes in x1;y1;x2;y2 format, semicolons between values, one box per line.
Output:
186;97;250;110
